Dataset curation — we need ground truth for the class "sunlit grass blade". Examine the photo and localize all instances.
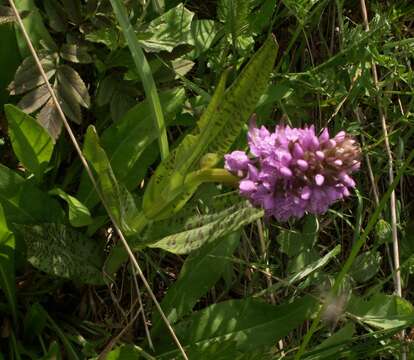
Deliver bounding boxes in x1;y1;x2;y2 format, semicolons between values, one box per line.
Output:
109;0;169;160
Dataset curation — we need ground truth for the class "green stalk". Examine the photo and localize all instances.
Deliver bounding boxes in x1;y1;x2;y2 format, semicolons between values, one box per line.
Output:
295;145;414;359
109;0;169;160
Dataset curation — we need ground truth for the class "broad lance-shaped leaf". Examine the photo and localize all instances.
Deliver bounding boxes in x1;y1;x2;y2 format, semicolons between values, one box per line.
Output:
143;201;263;254
156;295;316;358
104;189;242;274
0;164;63;225
0;203;17;327
77;88;185;207
151;232;241;336
5;104;54;178
143;35;278;220
22;223;104;285
82;126;138;233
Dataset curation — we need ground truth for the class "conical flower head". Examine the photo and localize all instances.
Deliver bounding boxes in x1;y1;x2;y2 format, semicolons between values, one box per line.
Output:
224;122;361;221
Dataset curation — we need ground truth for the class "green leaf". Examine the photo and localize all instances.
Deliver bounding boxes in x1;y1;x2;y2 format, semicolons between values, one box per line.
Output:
0;164;63;224
13;0;55;57
282;0;322;24
82;126;138;233
254;245;341;299
0;203;17;327
23;223;104;285
0;20;21;108
103;88;185;187
85;27;120;51
277;215;318;256
303;323;355;360
156;295;317;358
143;35;278;220
42;341;62;360
187;20;219;59
78;88;185;207
218;0;251;40
24;302;47;339
49;188;92;227
60;44;93;64
146;201;263;254
350;251;382;283
375;218;392;244
43;0;68;32
5;104;54;178
347;293;414;329
61;0;82;24
137;4;194;53
104;344;155;360
152;232;241;335
110;0;170;160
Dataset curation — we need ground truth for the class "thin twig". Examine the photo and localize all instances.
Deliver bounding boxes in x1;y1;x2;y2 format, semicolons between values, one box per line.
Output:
8;2;188;359
359;0;402;300
98;299;142;359
131;264;154;352
359;1;405;358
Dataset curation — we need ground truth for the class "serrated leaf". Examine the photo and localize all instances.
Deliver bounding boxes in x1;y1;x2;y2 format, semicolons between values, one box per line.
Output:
55;81;82;124
56;65;90;108
61;0;82;24
60;44;93;64
152;232;241;336
43;0;68;32
49;188;92;227
37;98;63;141
9;55;56;95
17;84;51;113
23;223;104;285
143;35;278;220
0;203;17;327
0;164;63;224
0;5;16;25
146;201;263;254
5;104;54;178
137;3;194;52
156;295;316;358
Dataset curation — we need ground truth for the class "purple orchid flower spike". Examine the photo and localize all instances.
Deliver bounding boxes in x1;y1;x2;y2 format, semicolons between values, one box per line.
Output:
225;119;361;221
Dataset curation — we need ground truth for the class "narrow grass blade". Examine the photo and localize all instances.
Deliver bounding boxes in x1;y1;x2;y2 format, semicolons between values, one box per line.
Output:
109;0;169;160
